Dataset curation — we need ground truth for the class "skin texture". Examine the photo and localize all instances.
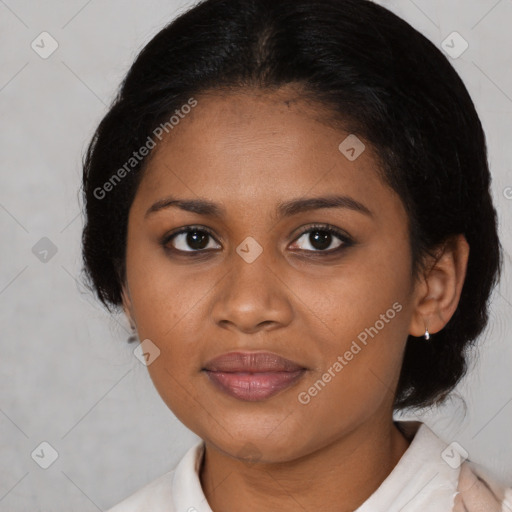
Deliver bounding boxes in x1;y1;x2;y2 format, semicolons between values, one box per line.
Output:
121;86;469;512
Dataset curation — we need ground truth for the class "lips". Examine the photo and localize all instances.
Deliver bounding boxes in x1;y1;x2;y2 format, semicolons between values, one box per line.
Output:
202;351;307;401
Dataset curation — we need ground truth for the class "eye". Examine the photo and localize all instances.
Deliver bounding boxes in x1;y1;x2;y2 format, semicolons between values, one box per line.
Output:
289;224;352;253
162;226;221;253
161;223;353;256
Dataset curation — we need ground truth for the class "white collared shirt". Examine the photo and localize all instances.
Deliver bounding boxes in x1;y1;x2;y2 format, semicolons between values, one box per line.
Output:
105;421;512;512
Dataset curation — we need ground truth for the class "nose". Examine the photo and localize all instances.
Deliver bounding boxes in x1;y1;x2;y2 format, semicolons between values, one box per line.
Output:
210;249;294;334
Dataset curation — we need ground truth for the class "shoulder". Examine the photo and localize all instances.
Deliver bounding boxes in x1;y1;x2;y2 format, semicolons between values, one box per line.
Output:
396;420;512;512
105;469;176;512
452;460;512;512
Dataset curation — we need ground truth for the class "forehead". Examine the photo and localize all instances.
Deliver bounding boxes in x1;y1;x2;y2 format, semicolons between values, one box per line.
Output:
132;87;399;222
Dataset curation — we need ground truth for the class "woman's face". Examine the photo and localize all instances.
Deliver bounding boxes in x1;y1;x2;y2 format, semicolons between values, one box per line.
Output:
122;86;421;462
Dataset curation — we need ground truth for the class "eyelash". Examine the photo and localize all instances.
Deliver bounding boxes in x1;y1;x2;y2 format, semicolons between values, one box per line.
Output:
161;223;354;257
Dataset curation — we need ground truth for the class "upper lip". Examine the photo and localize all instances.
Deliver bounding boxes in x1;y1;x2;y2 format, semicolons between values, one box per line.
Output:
202;351;306;373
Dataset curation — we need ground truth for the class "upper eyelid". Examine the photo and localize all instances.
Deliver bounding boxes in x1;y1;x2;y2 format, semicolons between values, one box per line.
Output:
166;225;219;241
294;223;351;239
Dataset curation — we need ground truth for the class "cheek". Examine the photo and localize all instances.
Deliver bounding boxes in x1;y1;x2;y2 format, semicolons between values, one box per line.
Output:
301;236;412;342
293;238;413;403
289;269;410;447
125;238;206;339
128;265;210;425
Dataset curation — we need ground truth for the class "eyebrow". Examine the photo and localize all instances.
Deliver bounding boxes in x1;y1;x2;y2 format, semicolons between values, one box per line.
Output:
145;194;373;220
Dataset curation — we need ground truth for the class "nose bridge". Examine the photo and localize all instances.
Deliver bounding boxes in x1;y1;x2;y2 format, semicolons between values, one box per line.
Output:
210;239;293;332
232;238;274;294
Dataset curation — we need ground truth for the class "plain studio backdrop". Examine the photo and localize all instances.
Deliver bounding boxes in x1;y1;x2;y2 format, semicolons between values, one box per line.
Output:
0;0;511;510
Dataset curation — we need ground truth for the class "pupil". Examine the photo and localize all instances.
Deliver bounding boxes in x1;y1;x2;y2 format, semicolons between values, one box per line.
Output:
187;230;209;249
310;230;331;250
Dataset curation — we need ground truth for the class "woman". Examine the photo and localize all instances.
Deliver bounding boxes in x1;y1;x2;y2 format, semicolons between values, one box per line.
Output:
81;0;512;510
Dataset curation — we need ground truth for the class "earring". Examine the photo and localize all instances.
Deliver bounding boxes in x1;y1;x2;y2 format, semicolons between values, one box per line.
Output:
127;325;138;343
423;325;430;340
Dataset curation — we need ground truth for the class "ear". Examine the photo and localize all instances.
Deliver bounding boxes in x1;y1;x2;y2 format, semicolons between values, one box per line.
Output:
121;283;136;330
409;234;470;337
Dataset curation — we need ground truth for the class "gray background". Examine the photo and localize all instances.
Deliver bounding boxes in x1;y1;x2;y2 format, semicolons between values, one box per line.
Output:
0;0;511;510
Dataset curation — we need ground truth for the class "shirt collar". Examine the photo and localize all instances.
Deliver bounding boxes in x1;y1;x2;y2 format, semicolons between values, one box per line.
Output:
171;440;212;512
354;421;460;511
171;421;460;512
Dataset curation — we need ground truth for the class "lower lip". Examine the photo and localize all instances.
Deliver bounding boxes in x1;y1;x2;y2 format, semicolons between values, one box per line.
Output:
204;370;306;401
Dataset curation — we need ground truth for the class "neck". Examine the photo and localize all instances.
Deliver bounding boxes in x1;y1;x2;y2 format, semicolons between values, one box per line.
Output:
200;418;412;512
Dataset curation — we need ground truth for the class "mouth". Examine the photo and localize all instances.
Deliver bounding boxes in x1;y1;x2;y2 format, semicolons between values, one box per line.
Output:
202;351;307;401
